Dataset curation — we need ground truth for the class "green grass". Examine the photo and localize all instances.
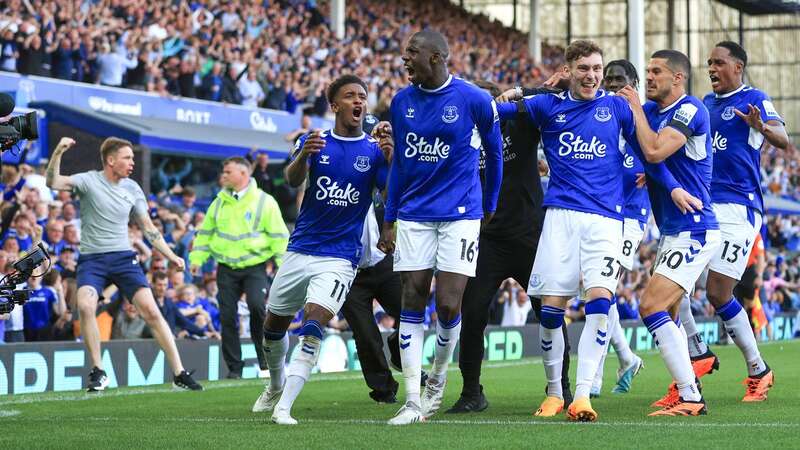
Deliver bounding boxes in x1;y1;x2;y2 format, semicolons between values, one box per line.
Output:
1;340;797;449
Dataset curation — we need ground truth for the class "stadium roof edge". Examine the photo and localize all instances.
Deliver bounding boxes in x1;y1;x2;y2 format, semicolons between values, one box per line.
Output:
30;101;292;160
714;0;800;15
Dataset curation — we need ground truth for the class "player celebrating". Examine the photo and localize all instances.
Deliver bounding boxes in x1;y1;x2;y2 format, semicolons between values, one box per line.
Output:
669;41;787;404
379;30;503;425
45;136;202;391
618;49;720;416
496;41;692;421
446;80;576;414
253;75;390;425
590;60;646;397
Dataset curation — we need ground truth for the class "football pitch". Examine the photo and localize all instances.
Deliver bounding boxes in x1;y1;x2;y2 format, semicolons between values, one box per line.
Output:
0;340;797;449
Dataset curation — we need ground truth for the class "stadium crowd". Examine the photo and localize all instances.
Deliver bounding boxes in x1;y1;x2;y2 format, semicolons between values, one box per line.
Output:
0;0;561;115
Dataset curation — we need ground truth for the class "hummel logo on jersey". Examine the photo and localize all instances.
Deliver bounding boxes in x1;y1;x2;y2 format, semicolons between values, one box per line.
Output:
404;132;450;162
442;105;459;124
406;107;415;118
721;106;736;120
320;154;331;164
353;155;371;172
712;131;727;152
315;176;360;207
558;132;607;160
594;107;612;122
555;114;566;123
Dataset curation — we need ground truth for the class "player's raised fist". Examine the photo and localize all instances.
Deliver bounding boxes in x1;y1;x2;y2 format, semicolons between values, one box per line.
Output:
55;137;76;154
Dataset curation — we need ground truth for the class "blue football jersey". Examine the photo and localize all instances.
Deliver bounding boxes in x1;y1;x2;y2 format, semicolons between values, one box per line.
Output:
23;286;57;331
621;141;651;224
703;85;783;213
384;75;503;222
508;90;634;220
643;95;718;234
288;130;388;266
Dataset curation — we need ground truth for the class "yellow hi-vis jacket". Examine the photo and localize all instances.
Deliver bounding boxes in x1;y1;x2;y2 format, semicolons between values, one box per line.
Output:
189;179;289;269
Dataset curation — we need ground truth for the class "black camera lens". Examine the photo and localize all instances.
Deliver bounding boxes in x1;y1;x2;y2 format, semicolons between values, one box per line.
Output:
9;111;38;140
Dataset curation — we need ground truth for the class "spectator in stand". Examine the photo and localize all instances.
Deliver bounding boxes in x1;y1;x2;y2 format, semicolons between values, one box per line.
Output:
95;41;137;87
178;187;199;216
175;284;219;339
17;33;48;76
22;272;66;342
149;271;210;339
61;202;81;232
284;113;312;145
112;299;148;340
246;149;275;195
50;35;79;81
0;28;18;72
239;69;265;108
55;246;77;279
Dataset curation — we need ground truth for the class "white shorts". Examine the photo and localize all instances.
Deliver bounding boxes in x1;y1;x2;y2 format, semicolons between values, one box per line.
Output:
267;252;357;317
654;229;721;293
394;219;481;277
619;218;646;272
708;203;763;281
527;208;623;297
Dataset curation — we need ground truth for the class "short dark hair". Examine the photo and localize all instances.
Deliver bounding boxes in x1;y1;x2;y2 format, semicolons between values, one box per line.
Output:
223;156;251;171
715;41;748;67
565;40;603;64
651;49;691;80
100;137;133;166
326;74;368;104
182;186;196;198
604;59;639;88
152;271;169;282
473;80;501;98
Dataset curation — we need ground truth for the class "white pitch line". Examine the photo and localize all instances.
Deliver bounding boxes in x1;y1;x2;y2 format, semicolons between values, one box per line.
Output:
2;416;796;430
0;359;542;406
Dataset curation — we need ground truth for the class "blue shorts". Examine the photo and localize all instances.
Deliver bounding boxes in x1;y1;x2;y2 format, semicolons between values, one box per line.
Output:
77;251;149;301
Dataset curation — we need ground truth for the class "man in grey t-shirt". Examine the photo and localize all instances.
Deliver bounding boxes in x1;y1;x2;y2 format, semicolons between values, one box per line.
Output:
46;136;202;392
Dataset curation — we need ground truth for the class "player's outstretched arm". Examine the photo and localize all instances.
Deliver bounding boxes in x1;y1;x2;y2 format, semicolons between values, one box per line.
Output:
134;210;186;272
735;104;789;150
45;137;77;191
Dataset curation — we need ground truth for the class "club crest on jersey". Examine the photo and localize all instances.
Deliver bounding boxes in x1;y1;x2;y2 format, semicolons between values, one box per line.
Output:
442;105;459;124
320;154;330;165
594;107;612;122
405;107;415;118
721;106;736;120
353;155;371;172
555;114;566;123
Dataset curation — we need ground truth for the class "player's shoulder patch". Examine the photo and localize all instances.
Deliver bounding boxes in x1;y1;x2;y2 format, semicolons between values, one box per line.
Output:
761;99;780;118
553;91;567;100
672;101;699;126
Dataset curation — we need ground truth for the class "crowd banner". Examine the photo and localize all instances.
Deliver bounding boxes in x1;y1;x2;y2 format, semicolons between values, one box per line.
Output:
0;313;795;395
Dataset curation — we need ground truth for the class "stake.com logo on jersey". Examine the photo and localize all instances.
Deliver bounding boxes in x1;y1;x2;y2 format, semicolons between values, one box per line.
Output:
557;131;607;160
315;176;360;207
404;132;451;163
